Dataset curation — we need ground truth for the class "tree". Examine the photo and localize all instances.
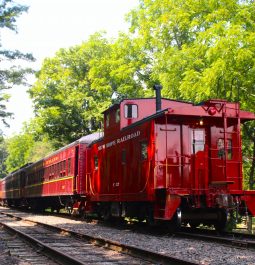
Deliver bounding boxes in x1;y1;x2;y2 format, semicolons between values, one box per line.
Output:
29;32;148;147
0;0;34;128
5;132;34;172
128;0;255;102
4;121;54;173
0;135;7;178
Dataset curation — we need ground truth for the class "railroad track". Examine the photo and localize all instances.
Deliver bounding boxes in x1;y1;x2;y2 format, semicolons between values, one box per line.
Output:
178;227;255;249
0;209;197;265
0;223;58;265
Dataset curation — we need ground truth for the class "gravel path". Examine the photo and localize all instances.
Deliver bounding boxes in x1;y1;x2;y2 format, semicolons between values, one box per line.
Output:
2;209;255;265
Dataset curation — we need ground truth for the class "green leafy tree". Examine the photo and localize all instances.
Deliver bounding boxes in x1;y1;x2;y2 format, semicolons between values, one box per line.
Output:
0;135;8;178
4;121;54;172
30;32;147;147
5;132;34;172
0;0;34;128
128;0;255;102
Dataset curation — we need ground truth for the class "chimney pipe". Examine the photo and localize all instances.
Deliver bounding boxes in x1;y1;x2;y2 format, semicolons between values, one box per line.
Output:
153;84;162;112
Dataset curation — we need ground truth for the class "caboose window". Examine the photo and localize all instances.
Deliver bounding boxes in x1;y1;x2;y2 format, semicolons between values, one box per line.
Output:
217;139;233;159
140;142;148;160
115;109;120;123
106;113;110;128
124;104;138;118
227;139;233;159
192;129;205;153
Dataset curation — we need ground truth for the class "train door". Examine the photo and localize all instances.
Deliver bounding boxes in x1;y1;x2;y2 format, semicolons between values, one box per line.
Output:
155;121;182;189
74;146;79;192
190;128;208;192
209;125;239;190
166;124;182;188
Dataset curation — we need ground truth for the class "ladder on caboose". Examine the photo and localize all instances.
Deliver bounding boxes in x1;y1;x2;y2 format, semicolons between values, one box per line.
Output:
221;100;242;188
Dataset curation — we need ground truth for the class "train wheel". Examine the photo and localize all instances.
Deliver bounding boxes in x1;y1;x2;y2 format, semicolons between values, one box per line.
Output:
214;209;228;233
78;206;86;219
145;206;154;226
65;200;73;215
102;204;111;221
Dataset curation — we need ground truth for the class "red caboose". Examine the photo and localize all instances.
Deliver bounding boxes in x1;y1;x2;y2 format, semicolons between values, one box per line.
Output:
89;88;255;230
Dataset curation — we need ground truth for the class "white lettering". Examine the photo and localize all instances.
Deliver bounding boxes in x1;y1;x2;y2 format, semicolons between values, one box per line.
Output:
97;130;141;151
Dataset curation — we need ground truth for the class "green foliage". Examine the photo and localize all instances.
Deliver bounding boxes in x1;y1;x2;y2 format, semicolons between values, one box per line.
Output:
0;135;8;178
4;122;54;172
0;0;34;128
127;0;255;104
29;32;147;147
242;121;255;189
5;132;34;172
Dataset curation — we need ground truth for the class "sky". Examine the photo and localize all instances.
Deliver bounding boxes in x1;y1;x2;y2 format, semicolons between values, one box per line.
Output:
2;0;139;136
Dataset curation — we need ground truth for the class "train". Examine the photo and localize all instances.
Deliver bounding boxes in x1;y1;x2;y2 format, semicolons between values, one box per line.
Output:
1;85;255;231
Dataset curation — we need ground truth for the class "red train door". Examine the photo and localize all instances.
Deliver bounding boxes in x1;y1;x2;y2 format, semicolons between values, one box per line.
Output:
74;146;79;192
155;122;182;189
166;124;182;188
209;125;240;190
190;128;208;193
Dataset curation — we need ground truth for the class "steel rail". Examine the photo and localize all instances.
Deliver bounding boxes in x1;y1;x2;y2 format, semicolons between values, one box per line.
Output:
0;210;198;265
177;228;255;249
0;220;85;265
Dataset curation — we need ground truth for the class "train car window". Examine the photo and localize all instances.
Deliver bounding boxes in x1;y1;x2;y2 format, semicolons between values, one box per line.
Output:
46;167;50;178
140;142;148;160
40;170;44;181
121;149;126;164
124;104;138;118
192;129;205;153
68;158;71;175
106;113;110;128
217;139;224;158
217;139;233;159
63;160;66;175
56;162;59;176
227;139;233;159
115;109;120;123
94;156;98;169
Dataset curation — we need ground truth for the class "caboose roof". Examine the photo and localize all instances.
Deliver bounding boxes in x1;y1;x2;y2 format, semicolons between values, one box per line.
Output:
102;97;192;114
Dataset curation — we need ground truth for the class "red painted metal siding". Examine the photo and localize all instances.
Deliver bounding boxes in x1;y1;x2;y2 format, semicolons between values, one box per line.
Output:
90;121;155;202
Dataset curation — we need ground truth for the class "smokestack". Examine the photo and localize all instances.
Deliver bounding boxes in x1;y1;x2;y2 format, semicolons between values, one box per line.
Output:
153;84;162;112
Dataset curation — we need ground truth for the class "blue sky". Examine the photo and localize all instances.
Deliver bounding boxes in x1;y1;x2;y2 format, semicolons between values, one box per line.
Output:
3;0;138;136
